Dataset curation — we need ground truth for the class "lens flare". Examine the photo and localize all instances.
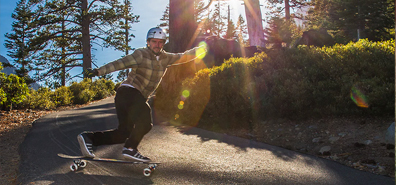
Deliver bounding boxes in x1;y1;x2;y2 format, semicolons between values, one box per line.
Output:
175;114;179;120
196;41;207;59
182;90;190;98
178;104;184;109
350;85;369;108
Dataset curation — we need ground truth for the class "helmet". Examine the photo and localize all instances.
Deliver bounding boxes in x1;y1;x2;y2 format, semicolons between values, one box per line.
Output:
146;27;167;41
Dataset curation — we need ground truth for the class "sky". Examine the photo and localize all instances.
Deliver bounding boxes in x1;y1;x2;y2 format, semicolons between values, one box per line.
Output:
0;0;260;85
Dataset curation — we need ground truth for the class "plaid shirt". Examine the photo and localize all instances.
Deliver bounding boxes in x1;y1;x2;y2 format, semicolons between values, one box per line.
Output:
97;46;201;99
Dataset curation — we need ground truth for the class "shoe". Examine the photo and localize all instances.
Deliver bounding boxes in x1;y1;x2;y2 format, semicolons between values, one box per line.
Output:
122;148;151;162
77;132;95;158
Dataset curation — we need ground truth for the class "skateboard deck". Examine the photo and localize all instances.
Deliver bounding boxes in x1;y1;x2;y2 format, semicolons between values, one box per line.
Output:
58;153;160;176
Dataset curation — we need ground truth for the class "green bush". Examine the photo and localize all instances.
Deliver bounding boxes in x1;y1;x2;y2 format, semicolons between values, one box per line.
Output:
69;79;95;104
92;78;115;100
23;87;56;110
0;73;29;110
156;39;394;131
0;63;7;106
53;86;73;106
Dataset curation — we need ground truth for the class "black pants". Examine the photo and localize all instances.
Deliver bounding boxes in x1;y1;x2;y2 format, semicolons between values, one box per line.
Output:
91;86;153;149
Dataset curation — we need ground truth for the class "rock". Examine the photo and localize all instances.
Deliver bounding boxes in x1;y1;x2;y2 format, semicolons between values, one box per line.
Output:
312;137;321;143
329;137;340;144
363;140;372;145
297;132;302;138
319;146;331;155
385;122;395;145
338;132;347;137
308;125;317;129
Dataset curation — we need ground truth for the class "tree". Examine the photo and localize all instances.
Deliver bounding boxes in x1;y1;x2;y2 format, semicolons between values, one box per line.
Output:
244;0;265;47
265;0;310;21
306;0;395;42
224;5;237;39
107;0;140;82
32;0;120;82
169;0;197;52
236;14;248;46
159;4;169;33
31;0;82;87
210;1;227;37
264;16;302;48
168;0;212;52
4;0;41;83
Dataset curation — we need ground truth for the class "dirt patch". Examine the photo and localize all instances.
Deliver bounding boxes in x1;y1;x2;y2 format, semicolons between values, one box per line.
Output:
227;117;395;177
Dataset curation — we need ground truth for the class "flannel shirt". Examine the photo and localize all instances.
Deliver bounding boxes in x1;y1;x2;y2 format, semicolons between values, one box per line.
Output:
97;46;202;99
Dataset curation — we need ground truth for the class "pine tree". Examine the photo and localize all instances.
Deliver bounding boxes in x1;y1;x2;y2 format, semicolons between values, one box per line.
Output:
31;0;122;84
107;0;140;82
224;5;237;39
210;1;227;37
4;0;40;83
159;4;169;33
306;0;395;42
236;14;248;46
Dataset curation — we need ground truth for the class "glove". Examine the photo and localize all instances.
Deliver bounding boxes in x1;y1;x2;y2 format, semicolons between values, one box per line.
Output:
84;68;98;78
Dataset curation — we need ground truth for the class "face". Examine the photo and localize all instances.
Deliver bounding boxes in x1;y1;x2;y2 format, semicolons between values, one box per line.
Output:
147;38;165;54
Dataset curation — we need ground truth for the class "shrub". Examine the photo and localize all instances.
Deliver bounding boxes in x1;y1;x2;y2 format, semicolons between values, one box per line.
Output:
0;73;29;110
69;79;95;104
53;86;73;106
92;78;115;100
159;39;394;131
24;87;56;110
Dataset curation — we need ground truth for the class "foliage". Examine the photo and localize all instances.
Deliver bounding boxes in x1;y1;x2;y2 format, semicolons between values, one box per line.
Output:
23;87;56;110
4;0;42;79
92;78;115;100
0;73;29;110
0;63;7;107
69;79;95;104
306;0;395;43
154;39;394;131
53;86;73;106
69;78;115;104
264;16;303;48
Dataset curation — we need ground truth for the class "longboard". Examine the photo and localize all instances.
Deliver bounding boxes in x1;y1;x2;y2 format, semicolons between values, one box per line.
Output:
58;153;160;176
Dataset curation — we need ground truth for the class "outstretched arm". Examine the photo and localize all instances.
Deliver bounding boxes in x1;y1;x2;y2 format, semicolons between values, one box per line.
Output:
166;43;208;67
96;49;143;76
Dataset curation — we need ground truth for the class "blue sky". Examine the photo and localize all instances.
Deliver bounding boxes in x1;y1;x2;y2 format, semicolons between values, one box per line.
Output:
0;0;251;84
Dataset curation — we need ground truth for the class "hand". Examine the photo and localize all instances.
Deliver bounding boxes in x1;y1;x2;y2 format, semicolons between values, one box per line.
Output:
84;68;98;78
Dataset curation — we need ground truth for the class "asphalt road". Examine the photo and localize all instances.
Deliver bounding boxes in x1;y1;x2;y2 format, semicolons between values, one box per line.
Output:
18;97;395;184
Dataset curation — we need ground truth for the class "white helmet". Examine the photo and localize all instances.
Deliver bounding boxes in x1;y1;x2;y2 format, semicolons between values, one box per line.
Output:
146;27;167;41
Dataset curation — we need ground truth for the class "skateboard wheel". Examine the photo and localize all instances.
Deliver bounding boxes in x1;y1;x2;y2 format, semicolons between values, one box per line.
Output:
80;160;87;168
70;164;78;171
143;168;152;177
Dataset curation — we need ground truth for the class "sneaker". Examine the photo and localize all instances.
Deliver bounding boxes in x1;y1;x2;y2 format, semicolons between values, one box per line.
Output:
122;148;151;162
77;132;95;158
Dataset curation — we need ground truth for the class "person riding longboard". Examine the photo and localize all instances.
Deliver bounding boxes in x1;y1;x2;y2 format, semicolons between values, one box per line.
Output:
78;27;206;162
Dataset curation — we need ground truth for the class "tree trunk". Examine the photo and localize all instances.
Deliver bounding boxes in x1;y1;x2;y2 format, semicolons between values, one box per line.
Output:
169;0;197;52
285;0;290;21
81;0;92;78
243;0;265;47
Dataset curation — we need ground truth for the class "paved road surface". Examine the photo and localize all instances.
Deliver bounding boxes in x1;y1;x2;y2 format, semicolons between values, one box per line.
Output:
18;97;395;184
